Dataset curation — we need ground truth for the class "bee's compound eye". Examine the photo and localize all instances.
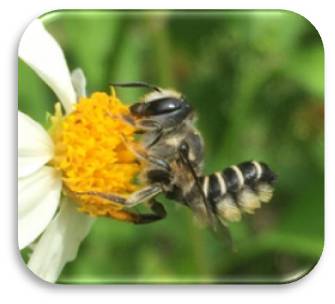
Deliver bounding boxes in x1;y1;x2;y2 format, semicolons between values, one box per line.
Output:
144;98;182;116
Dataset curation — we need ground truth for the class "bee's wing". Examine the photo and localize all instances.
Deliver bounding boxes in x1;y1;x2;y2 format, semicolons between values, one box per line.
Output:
211;217;235;252
185;190;235;251
178;144;216;227
178;144;234;250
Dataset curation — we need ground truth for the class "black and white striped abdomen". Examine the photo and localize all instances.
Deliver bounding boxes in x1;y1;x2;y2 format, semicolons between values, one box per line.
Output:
201;161;277;223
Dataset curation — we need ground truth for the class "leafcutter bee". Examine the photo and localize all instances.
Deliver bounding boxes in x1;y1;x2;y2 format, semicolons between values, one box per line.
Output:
77;82;277;244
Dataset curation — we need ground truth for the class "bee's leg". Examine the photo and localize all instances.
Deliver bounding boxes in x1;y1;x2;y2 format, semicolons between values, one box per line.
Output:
123;118;163;149
105;208;140;223
114;113;163;148
134;119;162;134
105;199;167;224
73;186;166;224
133;119;164;149
133;199;167;224
107;111;162;134
125;184;162;207
145;130;164;149
119;133;170;171
73;184;162;208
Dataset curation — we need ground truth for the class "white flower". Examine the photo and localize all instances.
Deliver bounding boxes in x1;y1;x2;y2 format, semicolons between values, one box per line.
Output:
18;19;94;283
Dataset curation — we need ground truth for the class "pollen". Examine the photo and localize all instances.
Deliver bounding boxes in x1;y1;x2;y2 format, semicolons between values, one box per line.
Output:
50;91;142;217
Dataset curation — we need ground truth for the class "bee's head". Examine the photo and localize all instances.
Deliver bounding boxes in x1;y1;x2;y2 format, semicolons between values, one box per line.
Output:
130;89;193;128
110;82;193;129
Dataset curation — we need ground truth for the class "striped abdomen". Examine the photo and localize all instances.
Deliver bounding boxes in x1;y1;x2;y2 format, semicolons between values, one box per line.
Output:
201;161;277;223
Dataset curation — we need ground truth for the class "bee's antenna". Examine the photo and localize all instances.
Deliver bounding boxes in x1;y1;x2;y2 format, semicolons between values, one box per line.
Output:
109;81;162;93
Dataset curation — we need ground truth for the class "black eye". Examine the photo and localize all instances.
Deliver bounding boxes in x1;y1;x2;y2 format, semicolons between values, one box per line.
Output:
143;98;182;116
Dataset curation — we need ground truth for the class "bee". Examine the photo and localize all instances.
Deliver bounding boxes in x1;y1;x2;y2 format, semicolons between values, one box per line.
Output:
77;82;277;237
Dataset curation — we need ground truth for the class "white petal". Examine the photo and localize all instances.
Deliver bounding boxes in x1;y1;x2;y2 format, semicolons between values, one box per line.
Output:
19;19;76;113
18;111;54;178
27;198;94;283
18;166;62;249
71;68;87;98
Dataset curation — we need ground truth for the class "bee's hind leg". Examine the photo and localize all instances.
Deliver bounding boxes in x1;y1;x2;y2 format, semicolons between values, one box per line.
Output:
102;201;166;224
105;199;166;224
133;198;167;224
71;186;166;224
72;184;162;208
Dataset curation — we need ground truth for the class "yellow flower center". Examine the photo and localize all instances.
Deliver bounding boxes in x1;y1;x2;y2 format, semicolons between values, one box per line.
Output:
50;91;142;217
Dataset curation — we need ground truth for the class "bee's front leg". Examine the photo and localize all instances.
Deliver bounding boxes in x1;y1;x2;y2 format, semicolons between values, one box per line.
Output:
134;118;162;134
119;133;170;171
118;114;163;148
111;112;161;134
132;118;164;149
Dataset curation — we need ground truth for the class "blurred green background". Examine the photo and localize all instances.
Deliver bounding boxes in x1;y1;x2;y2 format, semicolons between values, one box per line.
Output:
18;10;324;283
